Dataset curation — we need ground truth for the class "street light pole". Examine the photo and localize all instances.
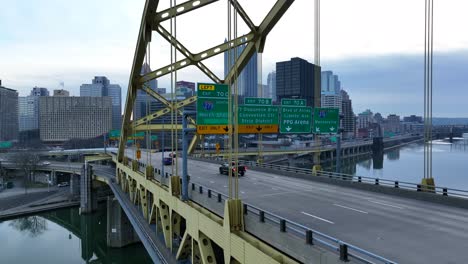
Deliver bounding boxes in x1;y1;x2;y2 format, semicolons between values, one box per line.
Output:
336;114;345;173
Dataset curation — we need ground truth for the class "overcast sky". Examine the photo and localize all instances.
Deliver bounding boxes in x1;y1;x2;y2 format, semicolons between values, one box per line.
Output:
1;0;467;117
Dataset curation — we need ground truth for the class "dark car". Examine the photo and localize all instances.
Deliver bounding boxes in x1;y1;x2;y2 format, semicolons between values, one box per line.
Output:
219;162;246;176
163;157;173;165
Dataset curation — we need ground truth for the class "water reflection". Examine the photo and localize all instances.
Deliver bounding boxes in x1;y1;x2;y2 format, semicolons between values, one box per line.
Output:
0;205;152;264
9;216;48;237
287;138;468;189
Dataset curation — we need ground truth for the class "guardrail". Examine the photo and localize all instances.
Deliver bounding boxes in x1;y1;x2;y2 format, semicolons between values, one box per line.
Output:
115;156;396;263
189;181;396;264
247;160;468;200
194;156;468;200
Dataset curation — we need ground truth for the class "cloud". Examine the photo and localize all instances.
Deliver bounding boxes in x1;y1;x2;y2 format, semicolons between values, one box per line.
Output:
324;51;468;117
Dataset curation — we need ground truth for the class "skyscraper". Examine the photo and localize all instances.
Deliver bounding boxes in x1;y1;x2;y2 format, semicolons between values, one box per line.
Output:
31;87;50;97
275;57;319;107
267;71;276;101
0;81;19;141
341;90;355;138
321;70;341;94
18;87;50;132
223;42;258;98
135;63;159;120
321;71;332;92
80;76;122;130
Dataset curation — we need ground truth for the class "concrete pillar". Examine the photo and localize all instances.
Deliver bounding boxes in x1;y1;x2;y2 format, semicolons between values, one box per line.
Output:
80;164;97;214
80;213;95;262
107;197;140;248
287;154;295;167
50;170;57;185
70;173;80;197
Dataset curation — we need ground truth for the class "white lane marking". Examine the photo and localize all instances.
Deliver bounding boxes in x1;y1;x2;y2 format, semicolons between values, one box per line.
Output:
368;200;404;209
223;185;227;188
301;212;335;224
241;191;245;194
333;204;368;214
209;181;215;184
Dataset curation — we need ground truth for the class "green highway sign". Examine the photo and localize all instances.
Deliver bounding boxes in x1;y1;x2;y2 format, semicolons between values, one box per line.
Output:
281;98;306;107
0;141;12;149
280;107;312;133
150;135;158;141
238;105;278;125
196;98;229;125
244;97;272;106
128;132;145;140
313;107;340;134
197;83;229;134
197;83;229;98
109;130;121;139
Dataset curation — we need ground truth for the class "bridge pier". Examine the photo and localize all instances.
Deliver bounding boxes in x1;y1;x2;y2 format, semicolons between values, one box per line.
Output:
70;173;80;197
106;196;140;248
80;164;97;214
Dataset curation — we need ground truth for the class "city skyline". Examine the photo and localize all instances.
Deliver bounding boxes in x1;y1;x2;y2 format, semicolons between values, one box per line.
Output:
1;0;468;116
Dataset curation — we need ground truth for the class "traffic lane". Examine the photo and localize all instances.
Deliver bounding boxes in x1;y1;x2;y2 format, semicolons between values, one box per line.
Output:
130;150;468;229
183;165;468;263
131;150;468;227
194;168;468;239
188;171;468;263
245;186;467;264
127;151;468;262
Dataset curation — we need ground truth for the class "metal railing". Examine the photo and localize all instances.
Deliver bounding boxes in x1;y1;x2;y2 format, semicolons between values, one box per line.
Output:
114;156;398;263
194;156;468;200
190;180;396;264
241;160;468;199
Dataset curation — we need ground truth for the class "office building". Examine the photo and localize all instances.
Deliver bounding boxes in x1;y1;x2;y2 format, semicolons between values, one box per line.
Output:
341;90;355;138
39;96;112;142
18;87;50;132
31;87;49;97
373;113;384;124
275;57;319;107
267;71;276;101
403;115;423;123
54;89;70;97
386;114;401;133
357;109;374;129
224;42;258;98
176;81;195;97
321;70;341;94
0;81;19;141
19;96;39;132
135;63;159;120
80;76;122;130
321;92;342;113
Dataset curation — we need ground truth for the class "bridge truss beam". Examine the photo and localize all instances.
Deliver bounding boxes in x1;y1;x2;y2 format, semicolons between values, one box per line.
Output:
117;0;297;263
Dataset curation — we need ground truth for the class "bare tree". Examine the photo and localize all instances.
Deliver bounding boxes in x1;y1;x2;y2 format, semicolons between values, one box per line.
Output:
9;216;48;237
10;152;41;193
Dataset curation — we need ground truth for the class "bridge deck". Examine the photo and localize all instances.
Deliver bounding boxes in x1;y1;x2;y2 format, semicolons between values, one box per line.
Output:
125;149;468;264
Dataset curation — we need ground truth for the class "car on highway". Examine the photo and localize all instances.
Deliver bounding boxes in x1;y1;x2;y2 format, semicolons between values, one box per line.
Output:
219;162;246;176
57;182;69;187
169;152;177;158
40;161;51;166
163;157;173;165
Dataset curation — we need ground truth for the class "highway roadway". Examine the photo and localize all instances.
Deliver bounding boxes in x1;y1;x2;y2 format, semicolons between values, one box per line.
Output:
125;149;468;264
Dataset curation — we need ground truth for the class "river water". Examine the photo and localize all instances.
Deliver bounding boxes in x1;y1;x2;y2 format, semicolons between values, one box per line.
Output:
296;138;468;190
0;205;152;264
